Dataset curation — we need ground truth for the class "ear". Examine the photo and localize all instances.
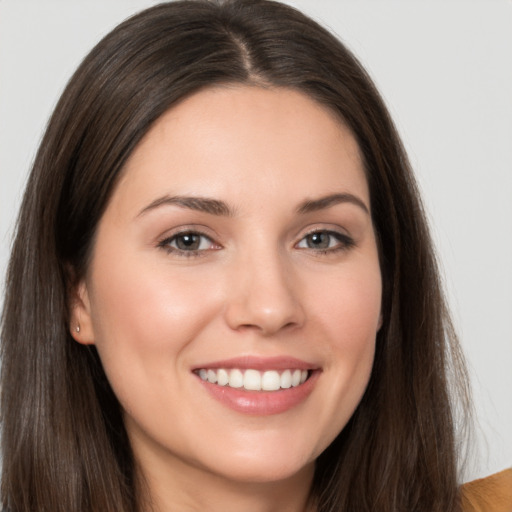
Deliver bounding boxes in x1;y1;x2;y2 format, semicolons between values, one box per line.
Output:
69;280;95;345
377;311;383;331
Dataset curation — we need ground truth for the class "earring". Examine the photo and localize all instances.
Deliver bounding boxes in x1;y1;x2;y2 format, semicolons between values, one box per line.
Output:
75;325;81;333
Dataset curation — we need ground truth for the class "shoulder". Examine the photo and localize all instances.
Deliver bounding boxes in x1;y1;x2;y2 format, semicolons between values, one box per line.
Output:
460;468;512;512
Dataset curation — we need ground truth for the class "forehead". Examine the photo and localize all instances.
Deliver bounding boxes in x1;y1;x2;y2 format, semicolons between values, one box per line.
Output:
113;85;368;214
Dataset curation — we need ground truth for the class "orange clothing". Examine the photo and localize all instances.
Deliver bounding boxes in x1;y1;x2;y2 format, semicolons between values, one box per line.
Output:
461;468;512;512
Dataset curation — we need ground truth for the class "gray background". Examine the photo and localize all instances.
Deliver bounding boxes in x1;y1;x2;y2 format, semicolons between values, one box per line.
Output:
1;0;511;482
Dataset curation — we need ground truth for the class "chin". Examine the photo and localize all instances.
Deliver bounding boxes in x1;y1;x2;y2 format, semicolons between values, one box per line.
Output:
203;455;315;485
190;434;318;485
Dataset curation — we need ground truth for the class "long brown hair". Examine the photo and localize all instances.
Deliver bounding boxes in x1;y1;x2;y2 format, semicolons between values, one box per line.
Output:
1;1;470;510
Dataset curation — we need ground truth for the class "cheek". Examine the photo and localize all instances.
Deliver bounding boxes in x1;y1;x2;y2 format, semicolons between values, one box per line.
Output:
332;272;380;386
305;259;381;443
86;249;221;382
312;259;382;351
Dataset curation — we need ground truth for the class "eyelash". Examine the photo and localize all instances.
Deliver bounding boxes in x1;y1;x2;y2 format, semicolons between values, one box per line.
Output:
158;230;218;257
157;229;355;257
296;229;355;254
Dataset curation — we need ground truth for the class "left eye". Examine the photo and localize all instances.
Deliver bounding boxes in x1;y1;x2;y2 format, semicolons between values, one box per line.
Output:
162;232;214;252
296;231;351;251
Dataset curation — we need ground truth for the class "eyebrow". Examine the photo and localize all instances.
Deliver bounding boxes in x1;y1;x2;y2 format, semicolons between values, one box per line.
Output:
137;192;369;218
297;193;369;215
137;195;234;218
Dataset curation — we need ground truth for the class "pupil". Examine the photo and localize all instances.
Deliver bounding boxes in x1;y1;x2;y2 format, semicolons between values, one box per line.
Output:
308;233;329;249
177;234;199;250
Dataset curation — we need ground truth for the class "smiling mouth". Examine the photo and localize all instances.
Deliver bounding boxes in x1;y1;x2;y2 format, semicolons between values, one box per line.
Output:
195;368;310;391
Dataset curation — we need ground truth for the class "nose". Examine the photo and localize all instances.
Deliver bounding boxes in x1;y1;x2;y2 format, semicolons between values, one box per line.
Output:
223;249;305;336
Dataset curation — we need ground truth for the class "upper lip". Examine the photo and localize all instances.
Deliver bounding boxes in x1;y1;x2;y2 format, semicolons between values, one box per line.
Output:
192;355;318;372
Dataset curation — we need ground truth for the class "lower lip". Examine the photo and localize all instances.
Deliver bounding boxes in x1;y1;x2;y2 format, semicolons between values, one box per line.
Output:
196;371;319;416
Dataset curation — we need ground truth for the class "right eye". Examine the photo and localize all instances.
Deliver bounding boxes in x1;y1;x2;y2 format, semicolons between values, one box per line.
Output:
158;231;218;256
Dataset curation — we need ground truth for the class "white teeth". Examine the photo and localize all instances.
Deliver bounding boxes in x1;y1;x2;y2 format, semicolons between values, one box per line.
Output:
217;368;229;386
291;369;301;387
261;370;280;391
197;368;311;391
228;369;244;388
243;369;261;390
280;369;292;389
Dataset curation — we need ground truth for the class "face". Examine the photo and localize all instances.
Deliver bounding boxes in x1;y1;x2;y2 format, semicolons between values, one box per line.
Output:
72;86;382;488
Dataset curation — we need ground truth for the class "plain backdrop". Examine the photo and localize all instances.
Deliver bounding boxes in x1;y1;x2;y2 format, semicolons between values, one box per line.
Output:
0;0;511;483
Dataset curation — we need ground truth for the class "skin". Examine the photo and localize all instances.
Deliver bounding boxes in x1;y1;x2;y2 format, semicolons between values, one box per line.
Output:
71;85;382;512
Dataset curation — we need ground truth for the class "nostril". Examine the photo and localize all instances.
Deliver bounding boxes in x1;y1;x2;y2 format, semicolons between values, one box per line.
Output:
234;319;300;336
223;267;306;334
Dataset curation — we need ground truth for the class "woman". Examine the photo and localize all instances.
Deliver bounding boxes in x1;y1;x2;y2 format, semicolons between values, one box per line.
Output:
1;1;508;511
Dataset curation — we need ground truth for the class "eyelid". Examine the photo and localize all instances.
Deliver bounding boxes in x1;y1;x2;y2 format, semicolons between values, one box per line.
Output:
157;226;222;256
294;227;355;253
